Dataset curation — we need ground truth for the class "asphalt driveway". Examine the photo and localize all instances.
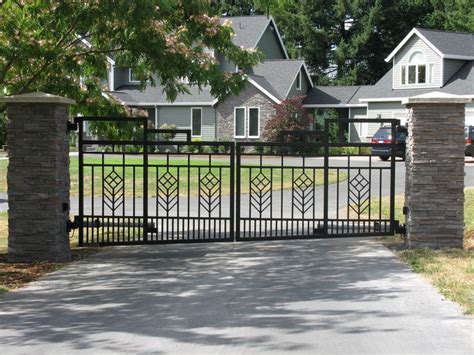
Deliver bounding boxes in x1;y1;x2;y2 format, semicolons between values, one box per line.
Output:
0;239;472;354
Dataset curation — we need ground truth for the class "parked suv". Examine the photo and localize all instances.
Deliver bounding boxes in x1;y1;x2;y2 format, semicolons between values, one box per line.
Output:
466;126;474;157
371;126;407;161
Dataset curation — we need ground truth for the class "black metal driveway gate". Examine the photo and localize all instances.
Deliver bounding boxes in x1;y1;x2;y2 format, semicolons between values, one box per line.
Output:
74;117;401;246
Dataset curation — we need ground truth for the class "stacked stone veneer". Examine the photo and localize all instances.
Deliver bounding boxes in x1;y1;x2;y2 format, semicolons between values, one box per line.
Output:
5;98;72;262
217;84;276;141
404;101;466;248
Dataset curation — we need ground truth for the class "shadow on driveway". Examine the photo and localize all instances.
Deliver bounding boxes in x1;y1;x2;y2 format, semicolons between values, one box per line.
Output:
0;238;472;354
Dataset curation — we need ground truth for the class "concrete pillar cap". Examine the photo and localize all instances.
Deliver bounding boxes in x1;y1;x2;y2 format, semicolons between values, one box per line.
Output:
0;92;75;105
402;91;472;105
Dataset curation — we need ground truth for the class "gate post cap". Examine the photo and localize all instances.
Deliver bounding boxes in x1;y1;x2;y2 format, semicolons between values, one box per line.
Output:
0;92;75;105
402;92;472;105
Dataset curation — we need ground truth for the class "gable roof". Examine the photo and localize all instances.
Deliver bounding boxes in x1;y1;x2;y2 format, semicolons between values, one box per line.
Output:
220;15;289;59
110;59;312;106
303;86;370;107
358;61;474;102
250;59;310;100
385;28;474;62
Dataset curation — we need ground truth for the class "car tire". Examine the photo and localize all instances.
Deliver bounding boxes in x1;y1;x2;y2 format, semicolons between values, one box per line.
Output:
379;156;389;161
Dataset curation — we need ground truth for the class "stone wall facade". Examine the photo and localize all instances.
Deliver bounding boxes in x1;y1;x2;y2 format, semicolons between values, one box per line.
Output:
6;100;72;262
217;84;276;141
404;102;466;248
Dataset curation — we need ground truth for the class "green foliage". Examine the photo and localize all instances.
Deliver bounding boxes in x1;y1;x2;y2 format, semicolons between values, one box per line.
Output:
314;108;339;142
262;95;312;142
0;0;262;139
214;1;474;86
158;123;177;141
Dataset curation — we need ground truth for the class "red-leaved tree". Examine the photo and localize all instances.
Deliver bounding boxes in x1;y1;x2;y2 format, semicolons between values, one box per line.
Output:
263;96;313;142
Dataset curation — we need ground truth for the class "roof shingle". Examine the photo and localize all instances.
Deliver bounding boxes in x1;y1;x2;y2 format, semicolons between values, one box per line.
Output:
219;16;271;49
416;28;474;58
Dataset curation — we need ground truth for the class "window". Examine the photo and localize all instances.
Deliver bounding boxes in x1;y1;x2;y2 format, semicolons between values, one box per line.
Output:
191;108;202;137
408;65;416;83
234;107;246;138
402;51;427;85
296;71;302;90
129;69;140;83
248;108;260;138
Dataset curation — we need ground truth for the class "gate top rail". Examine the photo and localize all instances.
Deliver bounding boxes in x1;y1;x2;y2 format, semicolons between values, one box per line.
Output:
325;118;401;124
74;116;147;123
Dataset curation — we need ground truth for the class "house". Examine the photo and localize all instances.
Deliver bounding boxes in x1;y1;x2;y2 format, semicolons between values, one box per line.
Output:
303;28;474;142
104;16;473;143
106;15;313;141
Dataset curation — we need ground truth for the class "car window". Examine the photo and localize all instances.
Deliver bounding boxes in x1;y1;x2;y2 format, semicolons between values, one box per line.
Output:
373;127;391;139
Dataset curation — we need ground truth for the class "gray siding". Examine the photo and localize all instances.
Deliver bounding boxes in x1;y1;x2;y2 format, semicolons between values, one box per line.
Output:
348;107;368;142
393;36;442;90
443;59;466;85
287;68;311;98
157;106;216;141
256;25;286;59
216;52;236;72
365;101;407;137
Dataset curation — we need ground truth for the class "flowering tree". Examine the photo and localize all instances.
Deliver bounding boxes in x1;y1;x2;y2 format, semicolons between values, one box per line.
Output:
263;95;313;142
0;0;261;118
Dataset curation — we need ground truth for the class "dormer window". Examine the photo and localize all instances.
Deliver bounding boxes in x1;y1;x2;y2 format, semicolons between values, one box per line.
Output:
129;69;140;83
401;51;427;85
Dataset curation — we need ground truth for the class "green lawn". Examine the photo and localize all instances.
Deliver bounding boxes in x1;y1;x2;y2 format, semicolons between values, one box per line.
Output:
0;157;346;197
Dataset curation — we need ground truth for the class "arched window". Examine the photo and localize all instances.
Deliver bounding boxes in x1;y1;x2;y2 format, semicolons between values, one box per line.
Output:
401;51;426;85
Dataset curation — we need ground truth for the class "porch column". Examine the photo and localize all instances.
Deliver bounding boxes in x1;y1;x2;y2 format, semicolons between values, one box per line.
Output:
0;92;75;262
403;92;469;248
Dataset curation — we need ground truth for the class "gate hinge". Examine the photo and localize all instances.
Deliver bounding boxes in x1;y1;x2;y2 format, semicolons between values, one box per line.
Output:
395;222;406;236
67;216;81;232
67;121;78;132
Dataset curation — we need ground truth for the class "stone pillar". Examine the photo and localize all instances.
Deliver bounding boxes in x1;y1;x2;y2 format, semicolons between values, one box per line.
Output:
402;92;470;249
0;92;75;262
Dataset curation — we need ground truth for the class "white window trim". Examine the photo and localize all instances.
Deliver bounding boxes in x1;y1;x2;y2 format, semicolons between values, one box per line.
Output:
129;69;140;83
401;63;431;86
428;63;434;84
234;107;247;138
247;107;260;139
296;71;302;90
190;107;202;137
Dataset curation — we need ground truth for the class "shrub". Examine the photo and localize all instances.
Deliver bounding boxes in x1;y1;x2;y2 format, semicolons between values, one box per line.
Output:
158;123;177;141
263;96;313;142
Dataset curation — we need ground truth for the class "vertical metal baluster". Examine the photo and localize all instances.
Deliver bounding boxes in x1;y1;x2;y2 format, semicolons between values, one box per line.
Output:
230;143;235;242
347;155;351;221
76;118;84;247
155;166;159;242
187;152;191;241
368;155;372;230
389;121;397;234
176;165;180;241
323;119;329;237
143;118;148;242
291;167;295;236
198;165;201;240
